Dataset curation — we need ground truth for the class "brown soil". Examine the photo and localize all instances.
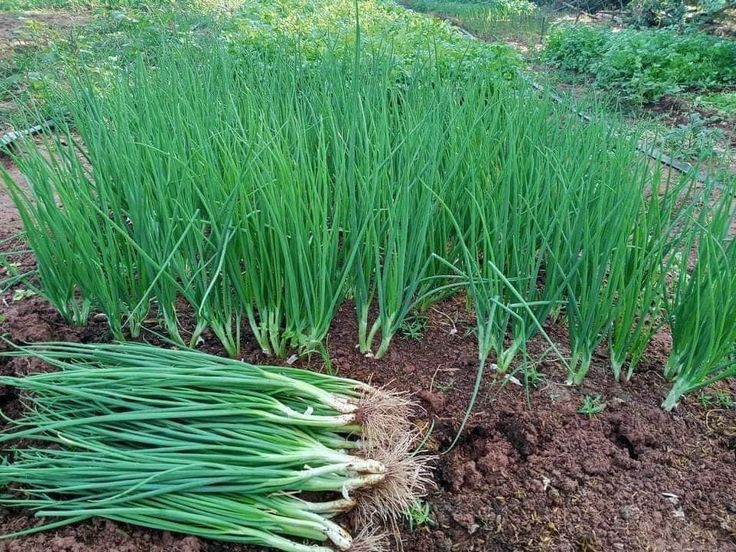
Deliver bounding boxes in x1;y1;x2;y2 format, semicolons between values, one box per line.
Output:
0;181;734;552
701;7;736;38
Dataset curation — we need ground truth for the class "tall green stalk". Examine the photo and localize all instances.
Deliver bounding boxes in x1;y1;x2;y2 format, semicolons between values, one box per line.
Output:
662;186;736;410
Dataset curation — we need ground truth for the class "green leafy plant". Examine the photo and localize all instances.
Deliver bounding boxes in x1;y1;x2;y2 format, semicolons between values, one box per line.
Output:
11;288;37;302
405;500;433;532
400;314;429;341
543;25;608;73
522;364;546;388
544;26;736;102
578;394;607;416
661;113;725;160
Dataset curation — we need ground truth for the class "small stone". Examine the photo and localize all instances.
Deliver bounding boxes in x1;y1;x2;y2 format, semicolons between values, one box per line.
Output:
452;511;476;528
619;505;642;521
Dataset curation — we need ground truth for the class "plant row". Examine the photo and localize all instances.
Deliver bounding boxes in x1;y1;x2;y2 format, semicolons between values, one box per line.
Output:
4;40;734;409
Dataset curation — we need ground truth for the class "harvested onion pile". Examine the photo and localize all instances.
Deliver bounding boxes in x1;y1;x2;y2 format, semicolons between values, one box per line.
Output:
0;343;429;551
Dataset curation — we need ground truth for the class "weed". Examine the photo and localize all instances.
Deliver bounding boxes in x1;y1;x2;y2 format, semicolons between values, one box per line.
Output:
578;394;607;417
523;365;546;388
12;288;36;302
698;390;735;410
462;326;478;339
317;343;337;376
400;315;429;341
405;500;433;531
661;113;724;160
434;381;454;393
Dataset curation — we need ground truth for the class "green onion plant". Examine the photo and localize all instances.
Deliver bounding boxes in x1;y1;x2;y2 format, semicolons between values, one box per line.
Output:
661;187;736;410
3;24;735;409
0;342;429;550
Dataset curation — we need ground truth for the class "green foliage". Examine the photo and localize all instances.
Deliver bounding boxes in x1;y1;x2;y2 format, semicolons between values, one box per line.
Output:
578;394;607;416
544;25;736;102
661;113;724;160
405;500;433;531
693;91;736;116
543;25;607;72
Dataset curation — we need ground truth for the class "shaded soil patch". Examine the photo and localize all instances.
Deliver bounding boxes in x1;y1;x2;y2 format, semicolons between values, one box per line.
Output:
0;10;89;52
646;94;736;149
0;9;89;134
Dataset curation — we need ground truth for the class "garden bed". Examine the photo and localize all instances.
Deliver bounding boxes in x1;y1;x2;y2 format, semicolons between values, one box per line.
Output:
1;2;735;550
0;222;734;552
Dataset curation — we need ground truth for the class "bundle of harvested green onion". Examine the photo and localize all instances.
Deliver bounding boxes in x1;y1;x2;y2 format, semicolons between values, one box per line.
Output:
0;342;429;551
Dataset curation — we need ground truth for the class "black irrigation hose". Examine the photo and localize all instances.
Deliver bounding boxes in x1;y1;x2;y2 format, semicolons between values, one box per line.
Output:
428;16;732;192
525;78;729;192
0;119;56;153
